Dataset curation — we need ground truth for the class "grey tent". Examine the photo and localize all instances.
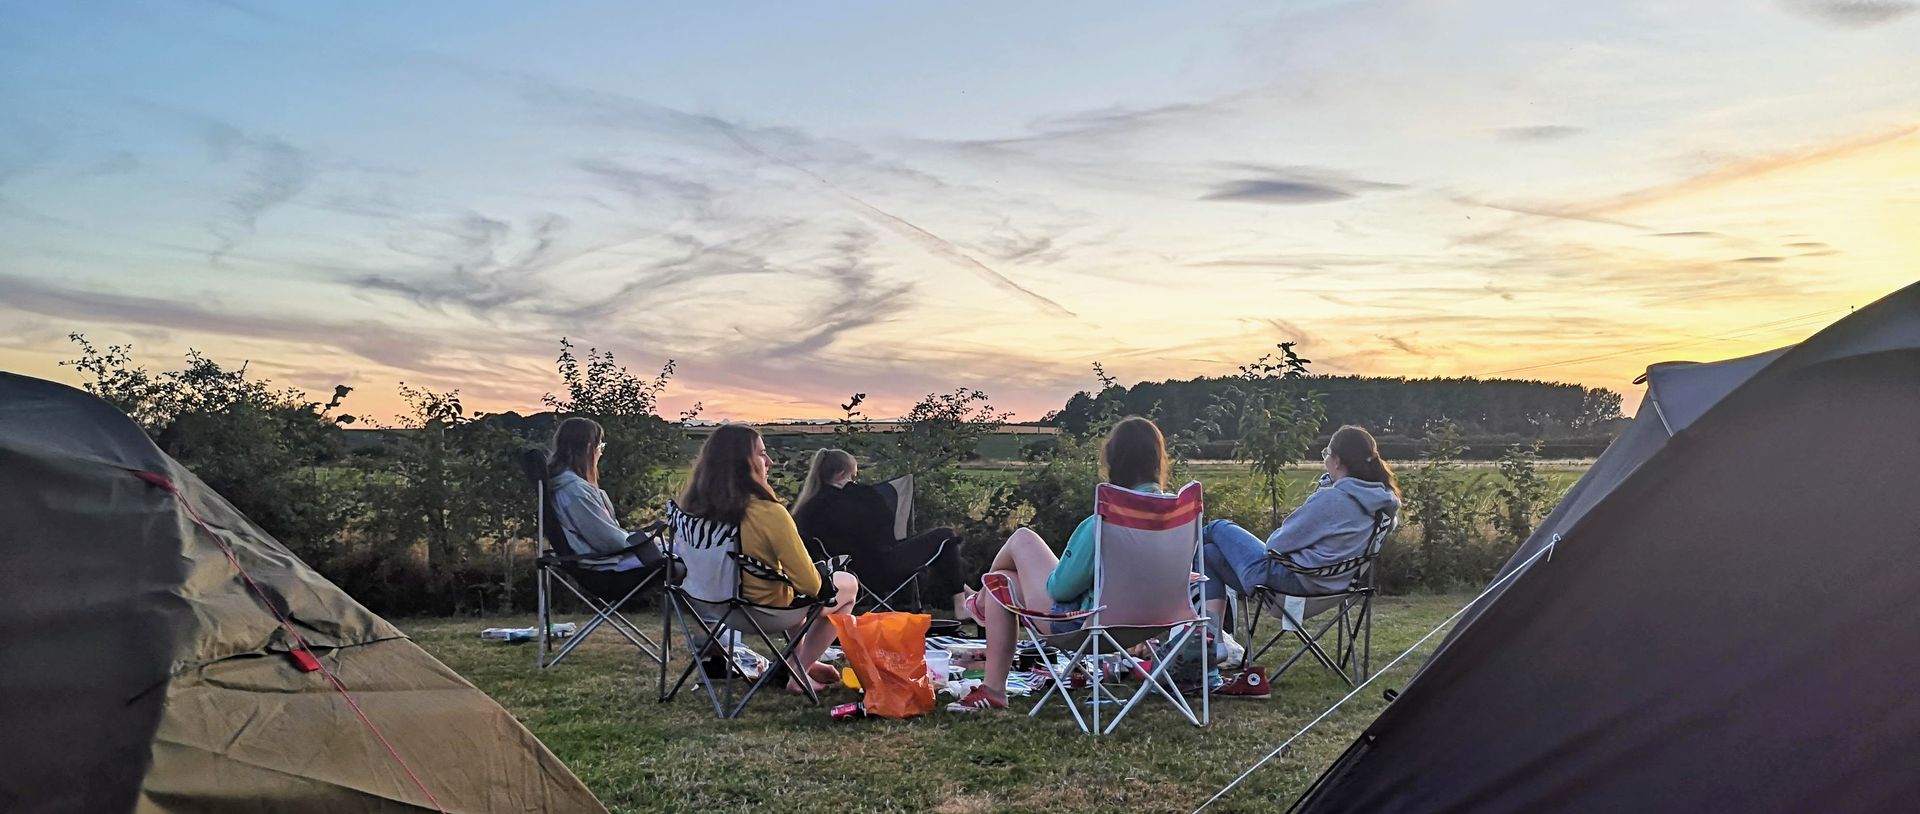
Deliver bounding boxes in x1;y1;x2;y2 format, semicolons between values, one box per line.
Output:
1291;281;1920;813
0;374;608;813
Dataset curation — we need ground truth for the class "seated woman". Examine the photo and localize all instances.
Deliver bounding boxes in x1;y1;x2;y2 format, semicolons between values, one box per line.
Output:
677;424;859;694
1198;425;1402;637
947;416;1170;713
790;449;968;621
546;417;669;588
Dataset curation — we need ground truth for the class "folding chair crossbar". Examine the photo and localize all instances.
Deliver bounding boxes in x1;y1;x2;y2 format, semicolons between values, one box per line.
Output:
659;590;824;719
1019;617;1208;735
1236;508;1394;686
1242;587;1373;685
536;564;666;669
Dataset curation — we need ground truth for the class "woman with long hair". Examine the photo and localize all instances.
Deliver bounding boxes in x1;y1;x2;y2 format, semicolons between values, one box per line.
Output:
1198;424;1401;677
946;416;1171;713
677;424;857;693
546;416;666;573
791;449;968;620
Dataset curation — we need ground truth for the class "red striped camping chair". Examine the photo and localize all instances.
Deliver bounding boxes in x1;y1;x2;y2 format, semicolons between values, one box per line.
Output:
980;481;1210;735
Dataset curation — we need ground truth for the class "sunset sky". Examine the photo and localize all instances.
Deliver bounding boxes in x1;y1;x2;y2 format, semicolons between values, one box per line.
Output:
2;0;1916;422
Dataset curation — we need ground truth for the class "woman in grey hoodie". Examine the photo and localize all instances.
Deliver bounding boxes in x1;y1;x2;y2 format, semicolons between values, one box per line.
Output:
1200;425;1402;628
547;417;666;573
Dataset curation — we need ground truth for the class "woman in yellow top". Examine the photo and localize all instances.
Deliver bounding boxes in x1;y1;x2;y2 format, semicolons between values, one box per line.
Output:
678;424;858;693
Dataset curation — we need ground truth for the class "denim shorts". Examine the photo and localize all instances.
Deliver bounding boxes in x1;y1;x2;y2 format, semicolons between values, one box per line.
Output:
1050;601;1088;635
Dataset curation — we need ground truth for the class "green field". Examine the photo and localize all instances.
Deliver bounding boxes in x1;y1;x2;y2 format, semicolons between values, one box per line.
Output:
409;594;1472;814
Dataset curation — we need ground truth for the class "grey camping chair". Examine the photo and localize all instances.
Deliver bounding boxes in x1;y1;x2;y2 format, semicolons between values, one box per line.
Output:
980;482;1211;735
1239;508;1396;687
517;448;669;671
658;500;837;719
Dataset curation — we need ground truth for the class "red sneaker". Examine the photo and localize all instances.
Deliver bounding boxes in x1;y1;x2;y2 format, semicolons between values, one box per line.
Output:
1216;666;1271;699
946;686;1009;713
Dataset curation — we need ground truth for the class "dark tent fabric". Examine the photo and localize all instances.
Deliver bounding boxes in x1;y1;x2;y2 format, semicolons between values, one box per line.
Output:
0;374;608;813
1292;282;1920;814
1416;345;1792;672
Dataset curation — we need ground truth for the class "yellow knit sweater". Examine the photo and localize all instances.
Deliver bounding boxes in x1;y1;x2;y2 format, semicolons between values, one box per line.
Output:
739;498;821;606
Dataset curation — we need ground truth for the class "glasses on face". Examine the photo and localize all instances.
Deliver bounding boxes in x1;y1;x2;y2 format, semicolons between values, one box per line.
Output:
597;442;607;453
1322;447;1333;458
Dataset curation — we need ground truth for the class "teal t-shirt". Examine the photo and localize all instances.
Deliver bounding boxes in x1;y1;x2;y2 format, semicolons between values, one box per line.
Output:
1044;483;1166;609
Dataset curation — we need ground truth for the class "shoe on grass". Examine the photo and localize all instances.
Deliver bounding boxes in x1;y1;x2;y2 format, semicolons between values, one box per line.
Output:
1215;666;1270;699
945;686;1008;713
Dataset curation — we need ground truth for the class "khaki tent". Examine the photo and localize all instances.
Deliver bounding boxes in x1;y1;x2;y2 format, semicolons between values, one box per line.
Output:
0;373;607;813
1289;281;1920;812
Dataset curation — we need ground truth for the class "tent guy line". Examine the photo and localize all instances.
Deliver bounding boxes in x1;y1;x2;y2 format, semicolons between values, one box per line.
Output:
1192;533;1563;814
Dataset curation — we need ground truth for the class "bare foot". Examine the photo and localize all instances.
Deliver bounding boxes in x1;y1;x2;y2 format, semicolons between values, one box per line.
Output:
787;676;831;695
957;587;979;623
806;661;840;686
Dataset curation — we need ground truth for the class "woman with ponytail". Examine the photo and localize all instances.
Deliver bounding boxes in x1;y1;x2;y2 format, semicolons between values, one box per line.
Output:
1198;425;1402;655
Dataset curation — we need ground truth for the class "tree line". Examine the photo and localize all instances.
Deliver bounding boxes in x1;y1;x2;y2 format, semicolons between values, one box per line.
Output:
57;334;1575;615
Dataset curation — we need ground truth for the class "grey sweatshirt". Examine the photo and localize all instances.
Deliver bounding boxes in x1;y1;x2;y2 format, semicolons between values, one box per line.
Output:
1266;477;1402;593
549;470;644;571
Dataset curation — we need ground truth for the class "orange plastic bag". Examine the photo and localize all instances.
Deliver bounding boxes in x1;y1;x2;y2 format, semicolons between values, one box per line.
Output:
828;612;935;719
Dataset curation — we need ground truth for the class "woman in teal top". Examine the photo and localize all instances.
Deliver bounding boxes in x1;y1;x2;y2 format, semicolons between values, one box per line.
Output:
948;416;1170;713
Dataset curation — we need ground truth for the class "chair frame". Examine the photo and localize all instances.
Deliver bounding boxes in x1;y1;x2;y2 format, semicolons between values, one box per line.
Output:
528;472;668;671
1239;509;1395;687
805;533;956;614
987;482;1211;736
657;503;836;719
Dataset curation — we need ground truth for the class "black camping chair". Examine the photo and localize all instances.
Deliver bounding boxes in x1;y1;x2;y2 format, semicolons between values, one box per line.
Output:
659;501;839;719
804;532;956;613
803;473;951;613
517;448;669;671
1239;509;1396;687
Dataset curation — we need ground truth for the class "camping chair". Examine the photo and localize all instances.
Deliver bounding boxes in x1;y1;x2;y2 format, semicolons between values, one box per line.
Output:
517;449;669;671
980;481;1210;735
804;474;948;613
802;533;958;614
658;501;836;719
1239;509;1396;687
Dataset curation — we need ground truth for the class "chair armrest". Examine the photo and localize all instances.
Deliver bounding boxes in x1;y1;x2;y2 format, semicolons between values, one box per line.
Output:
1268;547;1371;579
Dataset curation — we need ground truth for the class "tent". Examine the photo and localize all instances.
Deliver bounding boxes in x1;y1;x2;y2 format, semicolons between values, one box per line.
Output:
1291;282;1920;813
0;373;607;813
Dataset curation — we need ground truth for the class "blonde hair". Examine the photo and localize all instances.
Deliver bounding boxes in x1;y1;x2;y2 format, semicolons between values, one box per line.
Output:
795;448;856;516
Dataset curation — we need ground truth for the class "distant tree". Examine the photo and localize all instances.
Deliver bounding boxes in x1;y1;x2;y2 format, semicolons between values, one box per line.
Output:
61;334;357;559
541;338;688;521
1203;342;1327;527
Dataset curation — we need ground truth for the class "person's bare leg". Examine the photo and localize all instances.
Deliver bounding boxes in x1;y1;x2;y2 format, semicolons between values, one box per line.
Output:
789;572;859;692
982;528;1060;698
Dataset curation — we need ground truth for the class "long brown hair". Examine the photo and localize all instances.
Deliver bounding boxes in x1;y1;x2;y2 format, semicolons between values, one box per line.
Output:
1329;425;1399;497
794;447;855;516
1101;416;1168;491
548;416;603;485
679;424;780;523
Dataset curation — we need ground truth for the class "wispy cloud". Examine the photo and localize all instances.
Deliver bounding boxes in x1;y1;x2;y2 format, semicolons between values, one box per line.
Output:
1496;125;1585;141
1203;163;1405;206
765;229;913;358
0;272;542;381
1782;0;1918;28
1562;124;1918;216
196;123;312;266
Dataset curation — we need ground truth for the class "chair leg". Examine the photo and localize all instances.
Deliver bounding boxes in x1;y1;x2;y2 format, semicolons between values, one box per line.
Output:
544;576;663;668
726;606;825;719
536;567;552;669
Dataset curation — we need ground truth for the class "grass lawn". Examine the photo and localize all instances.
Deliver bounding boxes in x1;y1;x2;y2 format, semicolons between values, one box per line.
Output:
407;593;1471;814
